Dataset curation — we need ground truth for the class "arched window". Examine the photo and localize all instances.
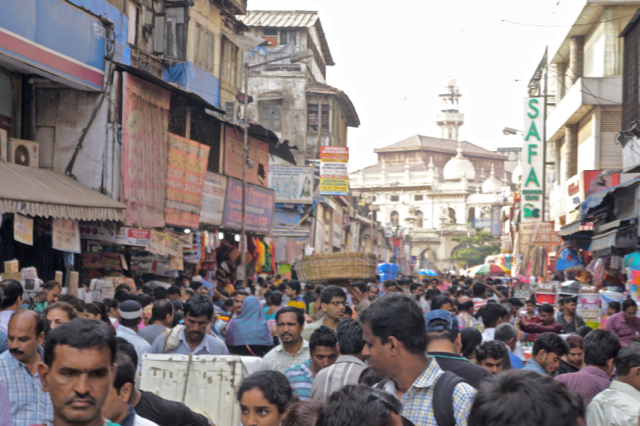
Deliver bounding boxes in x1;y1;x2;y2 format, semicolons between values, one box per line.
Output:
468;207;475;224
447;207;456;224
415;210;424;228
390;211;400;227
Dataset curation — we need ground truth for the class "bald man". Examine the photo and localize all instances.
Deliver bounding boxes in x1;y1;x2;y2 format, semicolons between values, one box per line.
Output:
0;310;53;426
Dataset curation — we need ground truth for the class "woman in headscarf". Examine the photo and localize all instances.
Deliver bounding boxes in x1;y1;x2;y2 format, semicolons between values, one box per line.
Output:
225;296;274;357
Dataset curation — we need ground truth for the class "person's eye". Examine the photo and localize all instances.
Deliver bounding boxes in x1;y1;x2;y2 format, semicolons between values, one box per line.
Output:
258;409;269;416
240;408;249;415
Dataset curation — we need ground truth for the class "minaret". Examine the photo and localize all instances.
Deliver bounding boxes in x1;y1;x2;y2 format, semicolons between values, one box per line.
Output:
436;79;464;141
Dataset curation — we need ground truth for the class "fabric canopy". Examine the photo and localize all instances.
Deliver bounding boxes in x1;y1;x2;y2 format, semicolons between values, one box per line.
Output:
0;162;126;221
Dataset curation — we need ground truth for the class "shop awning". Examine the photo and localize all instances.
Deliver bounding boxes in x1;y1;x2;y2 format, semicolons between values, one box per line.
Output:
0;162;126;221
589;221;638;257
589;229;618;255
559;220;582;237
270;226;310;241
580;177;640;219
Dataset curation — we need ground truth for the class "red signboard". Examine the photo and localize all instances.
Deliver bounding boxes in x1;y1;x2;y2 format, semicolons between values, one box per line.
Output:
223;125;269;187
165;133;210;228
122;73;170;227
222;177;275;234
581;171;620;200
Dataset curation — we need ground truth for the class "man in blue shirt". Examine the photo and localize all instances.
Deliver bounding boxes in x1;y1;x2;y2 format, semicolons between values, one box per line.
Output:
522;332;568;375
494;323;524;369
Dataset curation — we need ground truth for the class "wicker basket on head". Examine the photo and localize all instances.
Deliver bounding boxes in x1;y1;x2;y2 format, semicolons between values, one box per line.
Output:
293;252;377;282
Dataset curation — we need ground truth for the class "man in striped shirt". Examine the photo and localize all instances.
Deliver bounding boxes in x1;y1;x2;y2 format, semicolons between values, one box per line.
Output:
311;319;367;401
285;326;338;400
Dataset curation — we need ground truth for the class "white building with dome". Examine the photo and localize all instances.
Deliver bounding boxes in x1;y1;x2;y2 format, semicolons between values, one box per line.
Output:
350;80;519;270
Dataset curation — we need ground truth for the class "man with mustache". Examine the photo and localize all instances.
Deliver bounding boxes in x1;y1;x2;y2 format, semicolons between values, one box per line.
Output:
39;319;117;426
0;309;53;426
149;295;228;355
262;307;310;373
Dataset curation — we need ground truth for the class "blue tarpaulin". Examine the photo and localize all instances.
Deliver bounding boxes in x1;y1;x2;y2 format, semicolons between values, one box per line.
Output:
164;62;220;107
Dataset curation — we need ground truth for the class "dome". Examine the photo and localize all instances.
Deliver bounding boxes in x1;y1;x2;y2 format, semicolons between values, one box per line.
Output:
482;165;502;193
511;160;523;185
443;143;476;181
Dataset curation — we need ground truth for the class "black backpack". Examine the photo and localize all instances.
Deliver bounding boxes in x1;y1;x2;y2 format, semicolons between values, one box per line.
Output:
375;371;466;426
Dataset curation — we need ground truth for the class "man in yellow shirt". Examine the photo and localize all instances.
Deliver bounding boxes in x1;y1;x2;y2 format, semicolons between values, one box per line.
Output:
286;281;307;311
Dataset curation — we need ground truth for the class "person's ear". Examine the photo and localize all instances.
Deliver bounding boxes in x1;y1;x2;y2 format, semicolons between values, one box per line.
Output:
121;382;133;403
321;303;328;313
454;333;462;350
37;331;45;346
605;358;615;374
38;363;50;393
387;336;400;356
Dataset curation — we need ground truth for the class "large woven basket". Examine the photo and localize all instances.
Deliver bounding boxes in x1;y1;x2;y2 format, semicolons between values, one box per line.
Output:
293;252;377;282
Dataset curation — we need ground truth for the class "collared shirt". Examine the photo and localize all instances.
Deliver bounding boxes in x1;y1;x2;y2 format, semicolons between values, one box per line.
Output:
605;312;640;346
0;379;13;426
116;325;151;371
301;318;324;341
261;340;310;373
285;358;314;400
555;366;611;404
311;355;368;401
586;381;640;426
382;359;475;426
557;313;585;334
522;357;546;375
149;330;229;356
0;311;15;335
0;330;7;354
138;324;168;345
0;349;53;426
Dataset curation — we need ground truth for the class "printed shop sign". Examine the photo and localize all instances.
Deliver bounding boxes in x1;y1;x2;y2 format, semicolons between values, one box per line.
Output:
115;227;151;247
52;219;81;253
79;221;117;242
521;97;544;223
200;172;228;226
147;231;182;257
222;177;275;234
268;166;314;204
319;146;349;196
14;214;33;246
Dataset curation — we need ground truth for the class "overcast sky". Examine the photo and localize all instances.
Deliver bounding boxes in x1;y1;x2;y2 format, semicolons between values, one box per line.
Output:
253;0;563;171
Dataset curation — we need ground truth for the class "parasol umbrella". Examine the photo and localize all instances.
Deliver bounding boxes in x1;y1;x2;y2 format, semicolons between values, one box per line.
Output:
468;263;510;277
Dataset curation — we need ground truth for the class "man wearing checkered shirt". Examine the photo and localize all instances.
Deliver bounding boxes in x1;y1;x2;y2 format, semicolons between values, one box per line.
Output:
361;295;475;426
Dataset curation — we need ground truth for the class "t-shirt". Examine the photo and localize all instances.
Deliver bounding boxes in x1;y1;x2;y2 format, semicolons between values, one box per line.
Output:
287;296;306;311
135;390;209;426
472;298;487;315
428;352;493;389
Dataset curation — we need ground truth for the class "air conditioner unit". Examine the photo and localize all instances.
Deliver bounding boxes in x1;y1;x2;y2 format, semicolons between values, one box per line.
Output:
9;139;39;168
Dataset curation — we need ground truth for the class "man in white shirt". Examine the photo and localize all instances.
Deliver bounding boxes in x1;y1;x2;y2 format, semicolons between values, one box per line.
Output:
115;300;150;371
587;343;640;426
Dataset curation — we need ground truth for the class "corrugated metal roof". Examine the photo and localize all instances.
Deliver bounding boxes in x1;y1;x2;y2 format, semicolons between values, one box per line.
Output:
306;81;360;127
239;10;335;66
0;162;126;221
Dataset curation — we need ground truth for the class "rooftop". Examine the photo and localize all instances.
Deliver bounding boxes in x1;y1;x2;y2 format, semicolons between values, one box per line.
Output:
374;135;506;159
306;81;360;127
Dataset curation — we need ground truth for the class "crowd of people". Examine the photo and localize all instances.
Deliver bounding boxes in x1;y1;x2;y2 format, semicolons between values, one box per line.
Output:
0;272;639;426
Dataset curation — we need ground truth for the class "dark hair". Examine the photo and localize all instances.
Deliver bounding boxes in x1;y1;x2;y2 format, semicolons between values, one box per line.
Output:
238;371;298;414
135;294;152;309
336;318;364;355
43;280;61;292
316;385;401;426
189;281;203;291
461;328;483;359
469;370;584;426
360;294;427;355
150;300;174;324
170;299;183;312
0;280;23;308
614;342;640;376
409;282;423;293
113;352;136;394
270;291;283;307
286;281;302;296
622;298;638;311
116;337;138;368
565;335;583;350
382;280;399;291
224;298;235;309
494;323;518;343
320;286;347;305
184;295;214;319
507;298;523;308
525;298;537;306
459;300;474;313
184;288;195;298
9;309;45;337
557;298;566;306
478;303;508;328
232;290;249;298
198;269;207;278
45;302;78;322
472;282;486;297
358;367;383;387
44;318;116;366
84;301;110;324
309;326;338;353
114;289;132;303
607;301;621;313
575;325;593;338
431;296;453;311
167;285;181;296
153;286;167;301
582;329;621;367
476;341;506;363
282;400;325;426
104;298;119;311
275;307;305;326
426;318;459;345
533;332;569;357
538;303;555;315
315;285;326;296
367;284;379;293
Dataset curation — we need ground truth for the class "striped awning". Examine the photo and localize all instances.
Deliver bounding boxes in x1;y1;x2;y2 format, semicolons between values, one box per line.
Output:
0;162;126;221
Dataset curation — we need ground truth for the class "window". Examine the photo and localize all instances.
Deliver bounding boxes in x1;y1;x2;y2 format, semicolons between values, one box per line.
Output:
415;210;424;228
414;194;423;201
194;25;214;72
222;39;239;86
262;28;278;47
224;102;235;120
258;100;282;132
372;196;377;202
390;195;399;202
279;30;297;46
390;211;400;227
308;104;330;132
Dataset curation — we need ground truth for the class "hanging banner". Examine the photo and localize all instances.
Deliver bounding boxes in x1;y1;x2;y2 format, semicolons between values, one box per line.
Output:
115;227;152;247
122;73;170;227
521;97;544;223
268;166;314;204
319;146;349;196
223;125;269;187
79;221;117;242
165;133;210;228
200;173;227;226
491;206;502;237
52;219;81;253
222;177;275;234
14;214;33;246
147;231;181;257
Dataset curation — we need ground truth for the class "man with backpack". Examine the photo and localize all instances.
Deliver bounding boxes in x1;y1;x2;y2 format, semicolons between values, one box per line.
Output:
361;294;475;426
